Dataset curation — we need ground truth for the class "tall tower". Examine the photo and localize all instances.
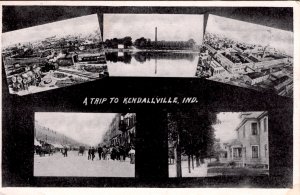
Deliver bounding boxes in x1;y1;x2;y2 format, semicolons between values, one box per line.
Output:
155;27;157;42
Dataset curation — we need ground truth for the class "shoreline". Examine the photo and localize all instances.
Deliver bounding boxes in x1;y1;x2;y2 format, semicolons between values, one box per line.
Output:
104;48;200;54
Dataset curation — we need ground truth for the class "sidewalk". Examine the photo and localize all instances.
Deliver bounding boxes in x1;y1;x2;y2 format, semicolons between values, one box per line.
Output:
169;160;208;177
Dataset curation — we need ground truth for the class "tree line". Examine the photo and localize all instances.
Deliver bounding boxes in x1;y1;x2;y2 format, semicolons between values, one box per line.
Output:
104;36;196;50
168;111;220;177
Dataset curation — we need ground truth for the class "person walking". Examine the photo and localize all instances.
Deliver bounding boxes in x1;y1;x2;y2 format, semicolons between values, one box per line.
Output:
119;146;125;162
102;146;107;160
63;147;68;157
88;147;91;160
129;146;135;164
91;147;95;161
115;145;120;161
97;145;103;160
111;146;116;160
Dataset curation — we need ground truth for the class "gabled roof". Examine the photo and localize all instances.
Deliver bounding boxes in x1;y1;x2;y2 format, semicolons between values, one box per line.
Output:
235;111;267;131
228;139;242;147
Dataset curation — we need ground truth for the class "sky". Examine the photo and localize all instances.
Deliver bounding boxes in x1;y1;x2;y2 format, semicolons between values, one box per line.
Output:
2;14;101;48
35;112;116;146
104;14;204;45
212;112;241;143
206;14;294;56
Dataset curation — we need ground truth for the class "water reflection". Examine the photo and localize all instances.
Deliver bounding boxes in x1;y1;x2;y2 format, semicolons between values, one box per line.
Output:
106;51;199;77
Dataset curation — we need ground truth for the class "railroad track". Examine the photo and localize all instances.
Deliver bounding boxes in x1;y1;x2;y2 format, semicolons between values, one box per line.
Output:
57;68;100;80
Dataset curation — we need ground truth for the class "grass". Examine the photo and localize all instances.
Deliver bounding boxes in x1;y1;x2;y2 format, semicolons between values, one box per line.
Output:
207;162;227;167
207;167;269;176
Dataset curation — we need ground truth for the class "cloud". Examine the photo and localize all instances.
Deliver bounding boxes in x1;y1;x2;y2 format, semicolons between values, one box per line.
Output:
206;14;293;56
2;14;101;47
104;14;204;44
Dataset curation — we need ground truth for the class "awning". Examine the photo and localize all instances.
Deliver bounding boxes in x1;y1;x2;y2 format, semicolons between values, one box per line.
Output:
52;143;64;148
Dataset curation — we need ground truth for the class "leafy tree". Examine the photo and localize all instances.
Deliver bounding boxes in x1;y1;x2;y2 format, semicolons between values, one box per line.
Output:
134;37;148;49
168;110;217;176
123;36;133;48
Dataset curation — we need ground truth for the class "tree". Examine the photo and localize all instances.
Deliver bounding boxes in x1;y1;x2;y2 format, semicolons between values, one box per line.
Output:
187;39;196;48
123;36;133;48
168;110;218;176
134;37;148;49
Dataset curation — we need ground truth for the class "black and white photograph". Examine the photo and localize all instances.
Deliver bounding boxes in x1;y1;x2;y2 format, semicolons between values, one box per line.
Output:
196;14;293;97
168;111;269;177
103;14;203;77
1;2;297;191
34;113;136;177
2;14;108;96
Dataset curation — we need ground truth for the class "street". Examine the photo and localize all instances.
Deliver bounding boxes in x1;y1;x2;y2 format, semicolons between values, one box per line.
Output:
34;151;135;177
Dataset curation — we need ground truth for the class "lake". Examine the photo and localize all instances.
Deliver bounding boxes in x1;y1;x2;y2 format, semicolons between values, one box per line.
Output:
106;51;199;77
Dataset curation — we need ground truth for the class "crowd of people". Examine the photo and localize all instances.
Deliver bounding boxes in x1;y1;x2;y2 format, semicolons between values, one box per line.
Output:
36;144;136;164
87;145;135;164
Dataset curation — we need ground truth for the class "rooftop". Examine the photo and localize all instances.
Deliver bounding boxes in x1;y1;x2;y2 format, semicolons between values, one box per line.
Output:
246;72;267;79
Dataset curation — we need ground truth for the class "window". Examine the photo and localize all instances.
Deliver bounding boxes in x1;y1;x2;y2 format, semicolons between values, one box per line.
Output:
251;122;258;135
264;144;268;157
243;125;245;138
264;118;267;132
252;145;259;158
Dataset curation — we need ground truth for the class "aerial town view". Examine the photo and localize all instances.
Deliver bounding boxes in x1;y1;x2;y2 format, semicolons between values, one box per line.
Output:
34;113;136;177
103;14;203;77
2;14;108;96
196;15;293;97
168;111;269;177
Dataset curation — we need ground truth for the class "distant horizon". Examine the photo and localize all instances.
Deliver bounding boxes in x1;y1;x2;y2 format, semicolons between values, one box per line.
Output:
205;14;293;56
104;14;204;45
2;14;101;48
104;36;198;43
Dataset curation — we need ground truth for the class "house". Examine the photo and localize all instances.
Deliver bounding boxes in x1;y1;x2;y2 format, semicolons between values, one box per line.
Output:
118;44;124;51
224;112;269;168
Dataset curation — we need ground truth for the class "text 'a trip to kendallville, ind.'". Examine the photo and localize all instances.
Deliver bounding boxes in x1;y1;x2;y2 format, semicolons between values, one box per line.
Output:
82;97;199;105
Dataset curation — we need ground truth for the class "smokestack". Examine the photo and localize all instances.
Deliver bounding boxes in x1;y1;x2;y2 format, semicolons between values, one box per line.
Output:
155;27;157;42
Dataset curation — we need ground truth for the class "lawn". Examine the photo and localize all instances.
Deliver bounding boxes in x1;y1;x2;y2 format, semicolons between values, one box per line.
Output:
207;167;269;176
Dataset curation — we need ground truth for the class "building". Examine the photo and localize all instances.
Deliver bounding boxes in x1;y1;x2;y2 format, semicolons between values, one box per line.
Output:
244;72;269;85
56;53;78;66
118;44;124;51
101;113;136;148
210;60;227;76
119;113;136;148
222;112;269;168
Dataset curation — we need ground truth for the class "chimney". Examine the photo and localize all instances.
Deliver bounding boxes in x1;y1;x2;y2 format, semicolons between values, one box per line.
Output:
155;27;157;42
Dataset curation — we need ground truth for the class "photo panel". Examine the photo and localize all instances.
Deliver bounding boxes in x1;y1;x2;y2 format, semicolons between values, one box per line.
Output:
196;14;293;98
2;14;108;96
103;14;203;77
168;111;269;177
34;112;136;177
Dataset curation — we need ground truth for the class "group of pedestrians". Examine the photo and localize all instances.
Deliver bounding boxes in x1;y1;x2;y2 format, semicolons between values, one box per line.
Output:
87;145;135;164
